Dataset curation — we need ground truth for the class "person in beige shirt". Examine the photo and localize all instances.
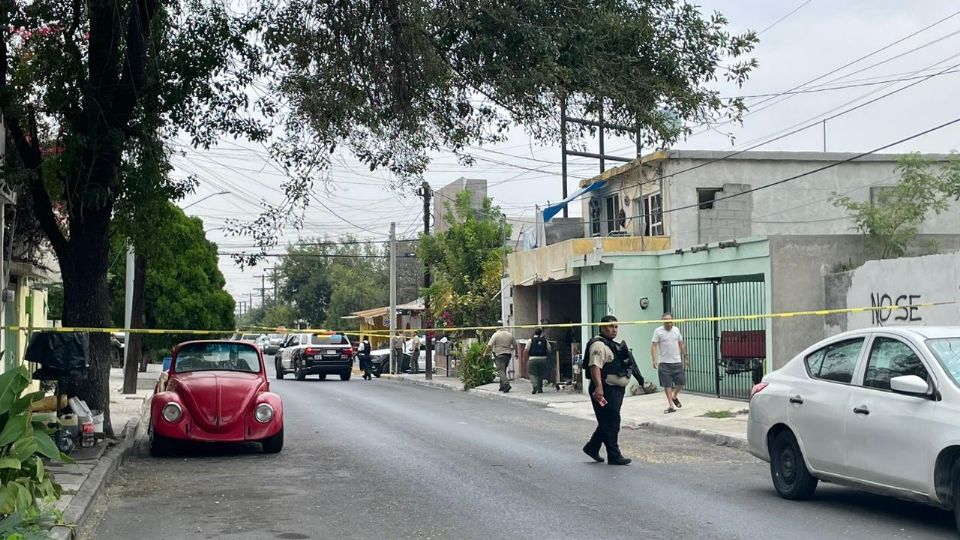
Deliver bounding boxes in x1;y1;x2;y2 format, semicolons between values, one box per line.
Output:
582;315;631;466
391;333;404;374
484;328;516;393
409;334;421;374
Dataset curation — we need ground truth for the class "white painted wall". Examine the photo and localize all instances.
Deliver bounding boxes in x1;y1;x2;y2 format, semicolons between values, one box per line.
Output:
832;252;960;333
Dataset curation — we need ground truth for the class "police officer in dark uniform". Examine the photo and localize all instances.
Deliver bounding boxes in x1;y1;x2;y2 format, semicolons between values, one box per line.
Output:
582;315;633;465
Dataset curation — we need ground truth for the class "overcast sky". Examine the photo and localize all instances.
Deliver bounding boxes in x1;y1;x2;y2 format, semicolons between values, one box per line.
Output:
174;0;960;309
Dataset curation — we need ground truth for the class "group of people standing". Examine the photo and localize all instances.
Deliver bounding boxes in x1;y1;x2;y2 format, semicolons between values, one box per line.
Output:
484;313;689;466
355;333;423;380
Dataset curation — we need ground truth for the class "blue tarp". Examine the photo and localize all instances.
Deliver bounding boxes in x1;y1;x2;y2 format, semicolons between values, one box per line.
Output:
542;181;606;222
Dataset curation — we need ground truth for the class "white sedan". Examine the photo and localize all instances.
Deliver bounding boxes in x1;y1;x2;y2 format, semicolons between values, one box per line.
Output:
748;326;960;531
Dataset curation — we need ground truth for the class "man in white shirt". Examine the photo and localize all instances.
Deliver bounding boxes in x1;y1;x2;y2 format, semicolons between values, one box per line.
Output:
651;313;689;414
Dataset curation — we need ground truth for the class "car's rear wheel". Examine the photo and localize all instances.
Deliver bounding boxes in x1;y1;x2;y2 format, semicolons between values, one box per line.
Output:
275;359;285;380
318;373;327;381
770;430;818;500
262;428;284;454
340;370;351;381
150;430;174;457
294;360;306;381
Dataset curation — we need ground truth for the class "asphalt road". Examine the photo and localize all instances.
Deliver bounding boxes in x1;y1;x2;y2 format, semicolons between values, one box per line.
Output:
83;377;957;540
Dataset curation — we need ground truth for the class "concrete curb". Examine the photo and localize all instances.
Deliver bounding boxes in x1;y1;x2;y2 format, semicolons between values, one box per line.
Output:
382;374;749;450
49;397;152;540
626;421;748;449
380;374;551;407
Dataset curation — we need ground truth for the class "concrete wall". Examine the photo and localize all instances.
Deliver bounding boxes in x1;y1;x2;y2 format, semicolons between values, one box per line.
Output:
434;177;487;234
664;152;960;251
545;218;583;245
697;184;752;243
512;285;538;330
824;252;960;335
768;234;960;368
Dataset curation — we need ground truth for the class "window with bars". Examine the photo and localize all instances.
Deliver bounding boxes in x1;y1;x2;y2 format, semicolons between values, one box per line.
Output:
643;193;664;236
589;198;602;236
605;194;620;234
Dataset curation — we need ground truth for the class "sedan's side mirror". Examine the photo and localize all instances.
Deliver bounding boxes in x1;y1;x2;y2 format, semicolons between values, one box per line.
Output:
890;375;932;397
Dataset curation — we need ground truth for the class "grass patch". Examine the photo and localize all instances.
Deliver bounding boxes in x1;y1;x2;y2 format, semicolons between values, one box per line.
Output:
701;410;737;419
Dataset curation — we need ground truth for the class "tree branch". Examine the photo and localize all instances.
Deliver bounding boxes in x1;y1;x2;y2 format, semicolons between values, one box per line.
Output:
113;0;160;127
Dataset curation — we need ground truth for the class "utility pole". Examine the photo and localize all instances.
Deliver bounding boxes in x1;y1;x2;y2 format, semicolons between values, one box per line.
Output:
248;292;254;311
270;266;279;306
389;222;397;374
256;274;266;307
418;181;433;380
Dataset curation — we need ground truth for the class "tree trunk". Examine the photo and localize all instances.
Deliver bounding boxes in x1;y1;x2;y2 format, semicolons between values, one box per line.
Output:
123;253;147;394
59;227;115;438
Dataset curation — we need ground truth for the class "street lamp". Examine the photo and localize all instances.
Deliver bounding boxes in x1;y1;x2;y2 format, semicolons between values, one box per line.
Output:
183;190;231;211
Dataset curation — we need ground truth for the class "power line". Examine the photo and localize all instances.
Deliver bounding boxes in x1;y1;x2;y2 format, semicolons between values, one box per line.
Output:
728;67;960;99
689;8;960;138
595;59;960;201
747;9;960;108
757;0;814;36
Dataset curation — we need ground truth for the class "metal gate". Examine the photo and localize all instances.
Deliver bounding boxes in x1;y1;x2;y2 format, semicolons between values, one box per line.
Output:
662;277;766;400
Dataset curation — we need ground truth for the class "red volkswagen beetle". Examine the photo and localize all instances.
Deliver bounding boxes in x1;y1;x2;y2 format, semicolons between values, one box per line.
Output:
149;340;284;456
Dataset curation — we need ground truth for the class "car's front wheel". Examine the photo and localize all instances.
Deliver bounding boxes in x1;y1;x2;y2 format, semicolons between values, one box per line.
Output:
770;430;818;500
275;359;285;380
150;430;174;457
262;428;284;454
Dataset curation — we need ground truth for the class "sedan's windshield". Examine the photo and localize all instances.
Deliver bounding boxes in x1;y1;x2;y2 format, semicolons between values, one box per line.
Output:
927;338;960;385
174;343;260;373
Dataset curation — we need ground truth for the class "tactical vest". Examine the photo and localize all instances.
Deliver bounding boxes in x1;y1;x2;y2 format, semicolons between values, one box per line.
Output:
586;336;630;379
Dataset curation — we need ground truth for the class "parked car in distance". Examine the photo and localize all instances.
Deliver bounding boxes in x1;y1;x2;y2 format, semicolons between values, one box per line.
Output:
368;336;431;375
276;332;354;381
149;340;284;456
748;326;960;532
261;334;285;356
236;333;262;344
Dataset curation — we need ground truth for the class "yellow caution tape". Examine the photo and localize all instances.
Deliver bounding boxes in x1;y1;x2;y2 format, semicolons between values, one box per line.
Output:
6;301;954;337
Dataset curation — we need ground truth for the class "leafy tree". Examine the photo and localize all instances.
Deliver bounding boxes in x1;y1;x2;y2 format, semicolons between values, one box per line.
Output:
260;305;297;329
324;244;390;328
230;0;757;249
0;1;267;432
109;204;235;357
277;244;333;328
419;191;509;331
274;239;393;330
833;154;960;259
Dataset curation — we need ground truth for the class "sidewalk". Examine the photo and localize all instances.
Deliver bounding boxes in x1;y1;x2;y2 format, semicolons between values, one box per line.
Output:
381;373;749;449
47;365;158;539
